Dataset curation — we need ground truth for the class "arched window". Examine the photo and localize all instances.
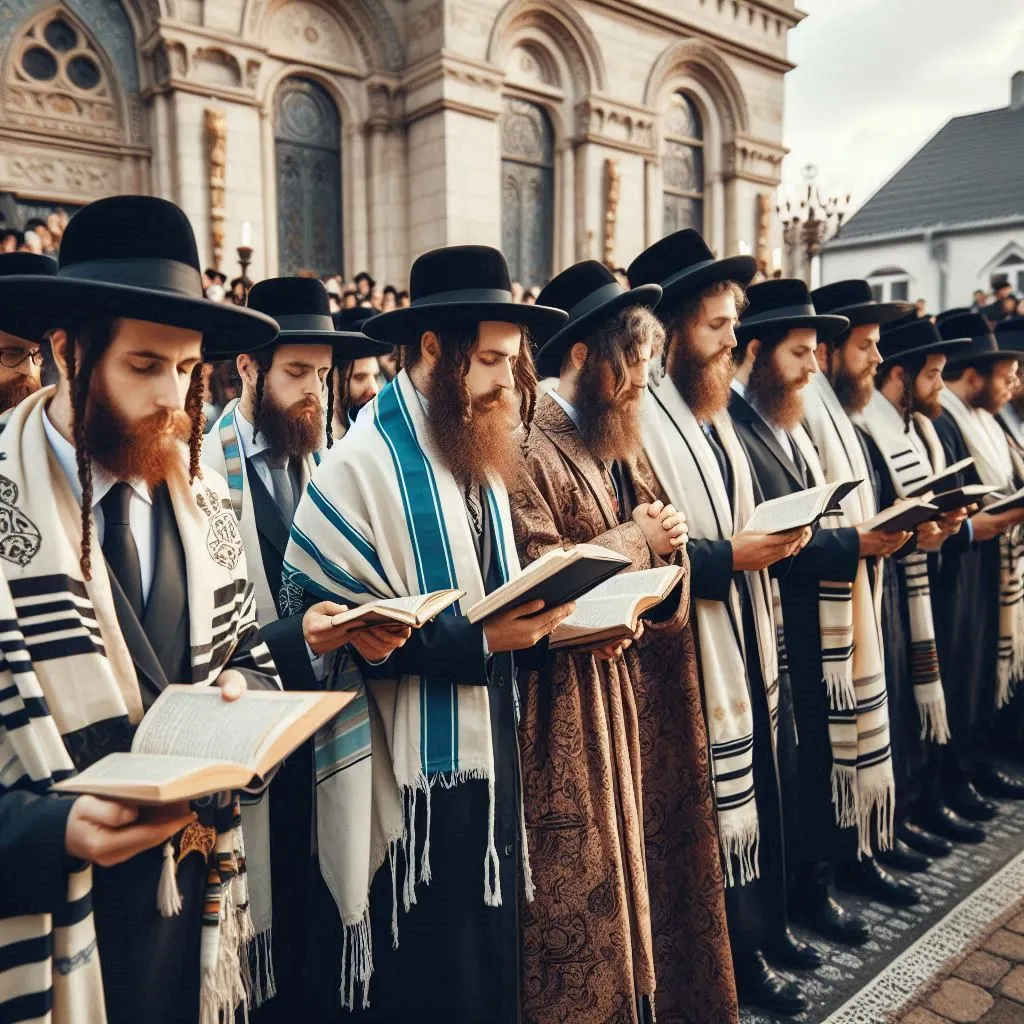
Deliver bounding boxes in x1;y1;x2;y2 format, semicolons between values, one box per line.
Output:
274;77;342;276
501;98;554;289
662;92;705;236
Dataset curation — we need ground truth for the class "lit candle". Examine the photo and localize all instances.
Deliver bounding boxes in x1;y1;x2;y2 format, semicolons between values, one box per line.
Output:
772;247;782;272
737;240;751;256
241;221;251;247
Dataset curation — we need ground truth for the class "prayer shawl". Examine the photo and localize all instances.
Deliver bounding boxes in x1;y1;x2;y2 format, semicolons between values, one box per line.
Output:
642;377;778;885
938;388;1024;707
855;390;951;743
279;369;522;1010
0;387;281;1024
800;374;895;854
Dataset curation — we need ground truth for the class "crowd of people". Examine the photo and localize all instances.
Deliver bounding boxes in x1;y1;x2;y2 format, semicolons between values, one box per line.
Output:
2;194;1024;1024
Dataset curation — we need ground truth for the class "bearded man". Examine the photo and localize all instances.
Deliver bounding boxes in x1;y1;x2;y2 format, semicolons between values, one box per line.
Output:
0;252;57;410
729;279;902;949
0;195;285;1024
511;261;735;1024
329;307;385;440
628;233;814;1017
281;246;575;1023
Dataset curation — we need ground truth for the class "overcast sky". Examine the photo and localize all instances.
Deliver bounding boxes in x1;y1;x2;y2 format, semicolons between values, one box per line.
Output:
782;0;1024;215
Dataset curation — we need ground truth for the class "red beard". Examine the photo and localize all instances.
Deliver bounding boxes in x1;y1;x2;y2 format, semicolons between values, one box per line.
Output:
257;393;324;459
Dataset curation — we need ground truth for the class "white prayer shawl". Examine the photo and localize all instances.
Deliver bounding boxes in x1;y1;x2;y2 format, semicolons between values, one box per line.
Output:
854;390;951;743
280;369;522;1009
642;377;778;886
0;387;281;1024
938;388;1024;706
800;374;895;855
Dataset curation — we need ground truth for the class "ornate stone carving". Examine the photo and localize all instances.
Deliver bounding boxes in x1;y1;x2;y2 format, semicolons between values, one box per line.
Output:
506;42;558;88
245;58;261;90
266;1;358;66
725;136;785;184
756;192;771;270
205;107;227;273
576;98;656;154
153;42;171;84
409;2;442;41
4;147;119;198
450;3;489;38
168;40;187;76
604;158;619;268
193;47;242;88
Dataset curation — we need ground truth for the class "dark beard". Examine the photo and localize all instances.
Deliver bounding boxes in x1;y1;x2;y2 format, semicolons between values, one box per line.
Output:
574;357;644;462
746;351;805;431
971;377;1005;415
667;339;733;420
0;375;39;412
831;363;875;414
911;388;941;419
426;373;521;486
258;392;324;459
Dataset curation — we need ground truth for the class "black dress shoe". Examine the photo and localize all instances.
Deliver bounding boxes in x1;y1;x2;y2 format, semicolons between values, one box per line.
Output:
836;857;922;908
764;927;823;970
912;805;986;845
897;820;953;858
976;764;1024;800
791;891;870;946
948;782;998;821
735;952;808;1017
877;837;932;874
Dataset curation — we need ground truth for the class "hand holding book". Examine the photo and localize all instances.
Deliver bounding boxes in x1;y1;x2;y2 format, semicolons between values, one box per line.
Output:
303;600;415;658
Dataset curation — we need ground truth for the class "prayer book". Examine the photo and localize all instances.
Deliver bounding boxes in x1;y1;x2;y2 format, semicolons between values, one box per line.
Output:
548;565;685;650
860;498;939;533
983;487;1024;515
466;543;631;623
905;457;975;498
329;590;464;630
926;484;993;513
52;686;356;804
743;480;860;534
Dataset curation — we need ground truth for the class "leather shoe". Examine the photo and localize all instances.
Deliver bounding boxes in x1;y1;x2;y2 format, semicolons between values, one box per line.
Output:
791;891;870;946
975;764;1024;800
897;820;953;858
836;857;922;908
764;927;823;971
948;782;998;822
735;952;808;1017
877;837;932;874
912;805;986;845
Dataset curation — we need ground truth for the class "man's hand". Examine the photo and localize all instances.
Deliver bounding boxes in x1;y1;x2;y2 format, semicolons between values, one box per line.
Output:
916;520;946;553
349;625;413;663
937;508;968;537
632;501;688;557
65;796;195;868
593;622;644;661
483;599;575;653
731;526;808;571
857;527;913;557
302;600;411;659
214;668;247;702
971;509;1022;542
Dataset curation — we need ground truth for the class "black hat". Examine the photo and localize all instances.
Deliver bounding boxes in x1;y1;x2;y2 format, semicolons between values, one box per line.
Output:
0;252;57;341
878;317;968;365
938;311;1024;367
362;245;567;346
811;279;912;331
532;261;661;377
737;278;849;344
626;228;756;318
0;196;278;360
204;267;227;285
331;306;393;359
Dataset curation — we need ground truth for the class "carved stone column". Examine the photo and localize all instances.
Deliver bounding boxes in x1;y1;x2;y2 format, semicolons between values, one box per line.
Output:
205;107;227;274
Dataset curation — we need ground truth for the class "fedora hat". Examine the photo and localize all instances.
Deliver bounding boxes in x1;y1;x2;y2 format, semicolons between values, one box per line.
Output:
331;306;394;359
532;261;661;377
737;278;849;344
362;245;567;346
939;311;1024;367
0;252;57;342
878;317;968;365
811;279;912;331
0;196;278;360
626;228;756;318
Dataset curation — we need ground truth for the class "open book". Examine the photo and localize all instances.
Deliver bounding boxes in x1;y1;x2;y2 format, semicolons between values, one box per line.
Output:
466;544;631;624
983;487;1024;515
860;497;939;533
329;590;463;630
905;457;975;498
743;480;860;534
52;686;355;804
549;565;684;650
927;484;992;513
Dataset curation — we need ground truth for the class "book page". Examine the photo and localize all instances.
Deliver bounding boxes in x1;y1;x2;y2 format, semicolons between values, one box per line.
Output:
744;484;835;533
984;487;1024;514
557;568;680;629
71;752;230;785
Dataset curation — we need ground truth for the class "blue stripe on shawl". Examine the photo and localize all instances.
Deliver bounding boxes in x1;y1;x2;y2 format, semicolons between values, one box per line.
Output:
218;406;245;516
280;564;337;603
307;480;387;583
289;525;372;595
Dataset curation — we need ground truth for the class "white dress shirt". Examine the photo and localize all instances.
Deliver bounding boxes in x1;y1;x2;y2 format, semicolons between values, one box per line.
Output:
731;377;795;461
233;405;290;505
43;407;156;603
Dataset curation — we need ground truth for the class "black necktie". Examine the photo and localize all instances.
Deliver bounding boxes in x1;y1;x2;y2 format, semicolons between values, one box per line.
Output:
703;424;733;508
101;482;144;619
788;434;809;488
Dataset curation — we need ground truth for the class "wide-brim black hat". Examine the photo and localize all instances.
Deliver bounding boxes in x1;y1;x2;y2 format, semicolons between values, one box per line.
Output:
362;246;567;346
331;307;394;359
811;279;912;329
627;228;756;318
737;278;849;344
878;317;969;364
0;196;278;360
939;311;1024;366
0;252;57;341
533;260;661;376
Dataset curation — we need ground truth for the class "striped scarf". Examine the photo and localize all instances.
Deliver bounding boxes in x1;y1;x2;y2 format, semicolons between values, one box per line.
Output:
642;378;779;886
279;369;523;1010
0;388;280;1024
855;390;951;743
939;389;1024;707
800;374;895;854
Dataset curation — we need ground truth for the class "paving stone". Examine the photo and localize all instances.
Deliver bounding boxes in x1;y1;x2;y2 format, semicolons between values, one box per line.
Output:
927;979;996;1022
979;997;1024;1023
955;951;1014;988
903;1008;952;1024
998;965;1024;1003
1006;913;1024;936
985;930;1024;963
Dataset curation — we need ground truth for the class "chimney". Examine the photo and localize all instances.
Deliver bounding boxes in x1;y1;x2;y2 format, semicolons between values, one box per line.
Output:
1012;71;1024;111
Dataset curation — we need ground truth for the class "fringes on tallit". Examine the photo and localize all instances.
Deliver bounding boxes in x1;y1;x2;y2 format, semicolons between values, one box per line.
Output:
157;840;183;917
199;859;248;1024
857;770;896;859
484;773;502;907
243;929;277;1011
519;783;536;903
916;691;952;745
824;668;857;712
719;812;761;888
830;764;858;831
339;906;374;1012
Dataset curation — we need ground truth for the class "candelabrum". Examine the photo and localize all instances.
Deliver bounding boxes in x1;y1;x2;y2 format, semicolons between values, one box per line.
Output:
235;221;253;304
777;164;850;284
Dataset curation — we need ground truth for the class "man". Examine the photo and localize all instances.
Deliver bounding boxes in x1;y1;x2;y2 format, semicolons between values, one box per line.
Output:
983;277;1014;325
0;252;56;411
515;260;736;1024
0;194;284;1024
729;279;901;948
282;246;574;1022
630;231;814;1017
971;288;989;314
23;216;55;255
353;270;374;302
329;306;389;440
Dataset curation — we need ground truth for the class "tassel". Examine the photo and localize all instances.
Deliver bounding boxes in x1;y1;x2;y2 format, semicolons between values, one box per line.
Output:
158;840;183;917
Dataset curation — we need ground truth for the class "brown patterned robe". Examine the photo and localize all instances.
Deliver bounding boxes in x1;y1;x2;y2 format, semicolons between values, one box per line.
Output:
511;396;738;1024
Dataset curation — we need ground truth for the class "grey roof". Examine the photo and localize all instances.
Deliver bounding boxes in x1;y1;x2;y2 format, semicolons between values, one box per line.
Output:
829;102;1024;243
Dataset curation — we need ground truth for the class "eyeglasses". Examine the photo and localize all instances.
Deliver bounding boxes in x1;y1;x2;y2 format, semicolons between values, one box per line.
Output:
0;348;44;369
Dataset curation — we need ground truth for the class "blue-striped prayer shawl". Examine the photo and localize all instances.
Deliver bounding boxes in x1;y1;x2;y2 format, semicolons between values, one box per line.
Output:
280;369;523;1011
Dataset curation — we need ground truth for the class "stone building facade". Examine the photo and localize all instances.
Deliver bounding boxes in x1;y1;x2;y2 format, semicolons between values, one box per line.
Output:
0;0;799;288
